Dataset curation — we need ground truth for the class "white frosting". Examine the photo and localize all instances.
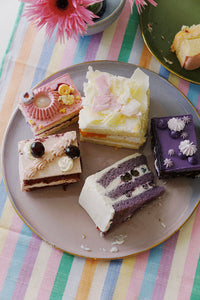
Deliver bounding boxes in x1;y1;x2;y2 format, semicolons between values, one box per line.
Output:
168;149;175;156
182;115;191;124
23;141;34;159
179;140;197;156
167;117;185;132
79;67;149;136
58;157;73;172
79;153;153;232
163;158;173;168
120;99;141;117
181;131;188;139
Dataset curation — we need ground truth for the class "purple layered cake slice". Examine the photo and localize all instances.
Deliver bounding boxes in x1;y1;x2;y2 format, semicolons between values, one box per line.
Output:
79;153;164;233
151;114;200;179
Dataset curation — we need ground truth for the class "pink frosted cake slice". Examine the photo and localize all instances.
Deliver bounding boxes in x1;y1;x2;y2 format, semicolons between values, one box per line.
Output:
19;74;82;136
18;131;82;191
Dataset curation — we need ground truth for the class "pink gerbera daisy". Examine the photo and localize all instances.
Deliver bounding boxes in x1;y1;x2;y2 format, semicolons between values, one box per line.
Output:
21;0;103;42
129;0;157;14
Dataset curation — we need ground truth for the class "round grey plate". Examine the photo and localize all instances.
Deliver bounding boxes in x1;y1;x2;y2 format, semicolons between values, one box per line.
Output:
2;61;200;260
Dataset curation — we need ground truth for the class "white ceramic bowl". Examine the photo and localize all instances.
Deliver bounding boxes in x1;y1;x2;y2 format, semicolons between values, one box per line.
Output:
86;0;126;35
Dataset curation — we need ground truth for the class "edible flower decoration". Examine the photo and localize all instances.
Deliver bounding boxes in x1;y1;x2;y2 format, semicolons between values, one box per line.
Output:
19;0;157;41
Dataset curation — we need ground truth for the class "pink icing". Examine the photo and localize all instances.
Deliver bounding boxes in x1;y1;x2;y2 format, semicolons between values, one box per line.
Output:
92;75;121;113
95;74;111;94
19;73;82;134
25;87;60;120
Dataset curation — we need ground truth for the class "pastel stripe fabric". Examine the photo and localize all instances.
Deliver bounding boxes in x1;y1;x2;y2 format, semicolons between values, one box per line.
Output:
0;3;200;300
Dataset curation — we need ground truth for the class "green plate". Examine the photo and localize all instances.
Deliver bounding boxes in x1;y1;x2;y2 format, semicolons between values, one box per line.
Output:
140;0;200;84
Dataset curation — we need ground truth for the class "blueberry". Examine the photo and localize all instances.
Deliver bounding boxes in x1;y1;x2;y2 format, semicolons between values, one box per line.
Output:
131;169;139;176
31;142;45;158
170;130;181;139
157;119;167;129
178;151;187;160
141;167;147;173
188;155;198;165
65;145;80;159
120;172;132;182
142;183;149;190
126;191;132;198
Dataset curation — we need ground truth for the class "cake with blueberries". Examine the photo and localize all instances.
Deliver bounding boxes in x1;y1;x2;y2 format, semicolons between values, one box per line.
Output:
79;153;164;233
151;114;200;179
19;73;82;136
18;131;82;191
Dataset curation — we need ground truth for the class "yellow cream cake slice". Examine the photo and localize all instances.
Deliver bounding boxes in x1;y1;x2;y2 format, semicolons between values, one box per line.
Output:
79;67;150;149
171;24;200;70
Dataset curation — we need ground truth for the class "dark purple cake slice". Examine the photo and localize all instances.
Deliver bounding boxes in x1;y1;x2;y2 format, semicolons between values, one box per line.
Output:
151;114;200;179
79;153;164;233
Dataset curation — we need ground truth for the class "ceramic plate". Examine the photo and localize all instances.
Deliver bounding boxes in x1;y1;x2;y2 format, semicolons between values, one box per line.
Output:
86;0;126;35
2;61;200;260
140;0;200;84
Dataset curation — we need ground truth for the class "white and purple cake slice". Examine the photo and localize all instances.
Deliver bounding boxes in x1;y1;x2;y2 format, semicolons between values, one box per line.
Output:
79;153;164;233
151;114;200;179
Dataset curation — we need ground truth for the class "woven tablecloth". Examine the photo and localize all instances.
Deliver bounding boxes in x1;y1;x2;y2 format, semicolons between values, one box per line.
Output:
0;3;200;300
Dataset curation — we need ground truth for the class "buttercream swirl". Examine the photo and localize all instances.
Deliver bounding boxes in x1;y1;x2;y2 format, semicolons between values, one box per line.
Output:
58;157;73;172
24;132;76;178
168;149;175;156
167;117;185;132
182;115;191;124
179;140;197;156
163;158;173;168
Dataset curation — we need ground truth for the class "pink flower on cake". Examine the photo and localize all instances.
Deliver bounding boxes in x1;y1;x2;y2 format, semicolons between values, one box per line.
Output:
21;0;103;42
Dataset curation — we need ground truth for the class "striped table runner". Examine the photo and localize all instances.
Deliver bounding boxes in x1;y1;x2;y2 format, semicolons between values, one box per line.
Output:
0;3;200;300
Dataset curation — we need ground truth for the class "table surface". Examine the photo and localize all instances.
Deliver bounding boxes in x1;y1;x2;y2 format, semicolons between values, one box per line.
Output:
0;2;200;300
0;1;20;63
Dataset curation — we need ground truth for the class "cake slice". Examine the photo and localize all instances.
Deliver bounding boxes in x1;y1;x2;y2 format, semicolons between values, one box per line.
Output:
79;153;164;233
151;114;200;179
18;131;82;191
79;67;150;149
19;73;82;136
171;24;200;70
